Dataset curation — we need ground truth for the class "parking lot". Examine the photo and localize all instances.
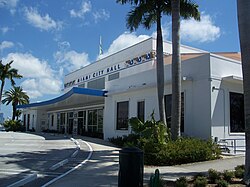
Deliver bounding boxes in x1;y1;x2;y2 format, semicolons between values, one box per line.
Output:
0;132;89;187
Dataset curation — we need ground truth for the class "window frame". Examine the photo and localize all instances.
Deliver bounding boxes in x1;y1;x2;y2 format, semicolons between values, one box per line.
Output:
164;92;185;133
229;92;245;133
137;100;145;122
116;101;129;131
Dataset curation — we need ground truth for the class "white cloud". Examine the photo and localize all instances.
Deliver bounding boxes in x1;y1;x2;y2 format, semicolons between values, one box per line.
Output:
181;13;221;43
58;41;71;51
100;32;150;58
93;9;110;23
3;53;62;98
0;0;19;14
24;7;62;31
0;41;14;51
70;0;91;19
1;27;10;34
54;50;90;72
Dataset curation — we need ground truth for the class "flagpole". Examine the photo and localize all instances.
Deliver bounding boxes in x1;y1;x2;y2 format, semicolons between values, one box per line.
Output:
99;36;103;56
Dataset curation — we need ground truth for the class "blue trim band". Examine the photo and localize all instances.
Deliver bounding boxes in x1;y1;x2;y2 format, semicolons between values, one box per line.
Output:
17;87;107;109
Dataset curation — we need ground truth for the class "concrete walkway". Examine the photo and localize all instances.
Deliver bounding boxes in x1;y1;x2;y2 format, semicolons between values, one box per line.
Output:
49;136;245;187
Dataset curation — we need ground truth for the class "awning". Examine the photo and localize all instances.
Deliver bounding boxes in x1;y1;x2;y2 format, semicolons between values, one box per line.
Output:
17;87;107;110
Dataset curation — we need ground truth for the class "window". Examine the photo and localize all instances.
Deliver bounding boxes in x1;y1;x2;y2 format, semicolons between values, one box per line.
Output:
137;101;145;122
78;111;86;135
78;83;85;88
87;77;105;89
51;114;54;127
87;109;103;133
164;93;184;132
108;72;119;81
116;101;129;130
23;114;26;127
27;114;30;129
230;92;245;133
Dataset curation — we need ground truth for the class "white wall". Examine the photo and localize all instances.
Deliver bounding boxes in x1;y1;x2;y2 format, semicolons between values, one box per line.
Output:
104;53;213;140
64;38;206;92
104;87;159;139
210;55;244;149
22;110;37;131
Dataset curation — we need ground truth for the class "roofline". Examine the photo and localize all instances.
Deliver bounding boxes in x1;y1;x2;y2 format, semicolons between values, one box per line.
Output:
17;87;107;109
66;37;153;76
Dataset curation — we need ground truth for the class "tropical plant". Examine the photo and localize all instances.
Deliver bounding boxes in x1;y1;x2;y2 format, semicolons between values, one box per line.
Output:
129;112;171;144
3;119;25;132
193;176;207;187
208;169;221;183
2;86;29;120
0;60;22;106
237;0;250;184
171;0;200;140
176;176;188;187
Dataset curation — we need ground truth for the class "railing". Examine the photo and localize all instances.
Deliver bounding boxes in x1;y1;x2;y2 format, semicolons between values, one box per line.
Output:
217;138;245;155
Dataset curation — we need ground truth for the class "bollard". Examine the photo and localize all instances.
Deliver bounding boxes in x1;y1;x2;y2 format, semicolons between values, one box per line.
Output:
118;147;144;187
150;169;160;187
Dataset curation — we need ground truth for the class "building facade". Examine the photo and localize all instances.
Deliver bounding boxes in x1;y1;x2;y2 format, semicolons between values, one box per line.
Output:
18;38;244;149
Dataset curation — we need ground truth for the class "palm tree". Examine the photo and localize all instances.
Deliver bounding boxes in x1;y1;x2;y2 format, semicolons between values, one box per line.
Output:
171;0;200;140
237;0;250;184
0;60;23;107
15;109;22;120
116;0;200;128
2;86;29;120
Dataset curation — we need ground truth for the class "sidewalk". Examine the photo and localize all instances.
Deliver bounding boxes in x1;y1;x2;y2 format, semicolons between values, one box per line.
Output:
50;136;245;187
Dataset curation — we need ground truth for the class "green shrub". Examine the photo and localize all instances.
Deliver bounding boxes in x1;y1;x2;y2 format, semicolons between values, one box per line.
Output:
3;120;25;132
194;176;207;187
108;134;140;147
222;170;234;182
110;113;221;166
235;165;245;171
193;173;206;180
234;165;245;179
234;168;244;179
143;138;220;166
208;169;221;183
108;136;125;147
176;176;188;187
216;179;229;187
129;112;170;144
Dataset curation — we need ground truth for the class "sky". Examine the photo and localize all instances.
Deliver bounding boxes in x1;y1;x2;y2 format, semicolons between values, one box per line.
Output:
0;0;240;119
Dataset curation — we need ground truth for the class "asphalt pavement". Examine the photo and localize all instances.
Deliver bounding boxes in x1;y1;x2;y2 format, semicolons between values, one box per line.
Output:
50;136;245;187
0;132;245;187
0;132;89;187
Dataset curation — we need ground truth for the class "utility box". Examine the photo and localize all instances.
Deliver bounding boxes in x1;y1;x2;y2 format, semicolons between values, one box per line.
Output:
118;147;144;187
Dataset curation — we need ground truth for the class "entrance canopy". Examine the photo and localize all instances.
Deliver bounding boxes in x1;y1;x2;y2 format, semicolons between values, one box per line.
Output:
17;87;107;111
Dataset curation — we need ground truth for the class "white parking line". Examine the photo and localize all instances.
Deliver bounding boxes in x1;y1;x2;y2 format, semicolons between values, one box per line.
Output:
42;139;93;187
49;159;69;171
7;173;37;187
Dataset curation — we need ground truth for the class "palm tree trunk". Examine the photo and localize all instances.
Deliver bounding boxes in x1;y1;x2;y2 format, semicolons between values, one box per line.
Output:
156;6;167;126
237;0;250;184
171;0;181;140
0;81;5;107
12;103;17;121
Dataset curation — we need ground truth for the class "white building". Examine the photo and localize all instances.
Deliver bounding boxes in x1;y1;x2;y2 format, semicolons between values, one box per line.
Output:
18;38;244;151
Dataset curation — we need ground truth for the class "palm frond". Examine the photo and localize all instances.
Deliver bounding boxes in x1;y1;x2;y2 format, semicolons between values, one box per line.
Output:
180;0;200;20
